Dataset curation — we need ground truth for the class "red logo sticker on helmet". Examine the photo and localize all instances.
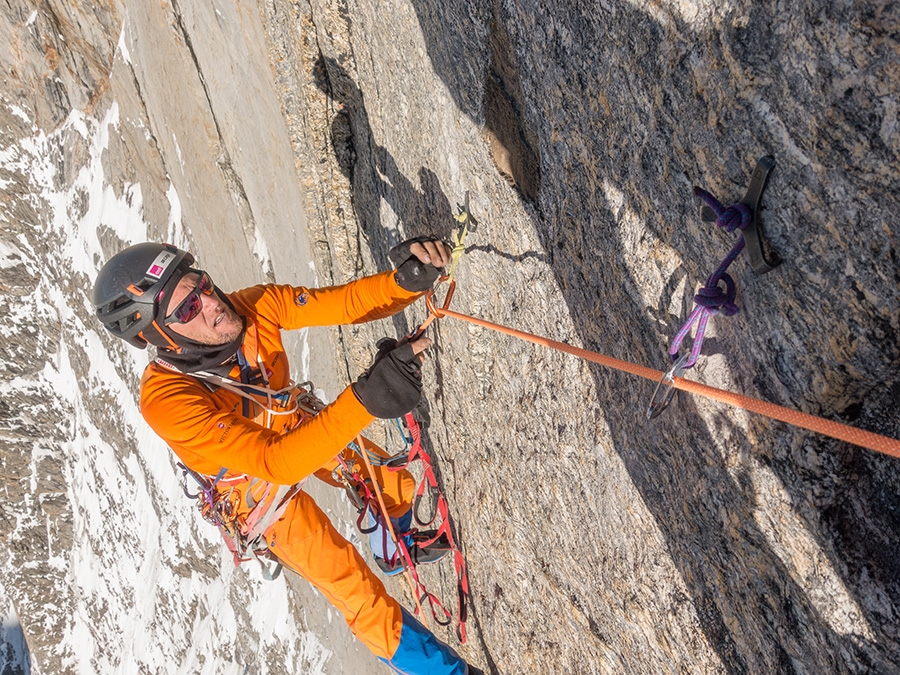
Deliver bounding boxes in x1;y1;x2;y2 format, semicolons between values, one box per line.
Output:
146;250;176;279
295;291;309;306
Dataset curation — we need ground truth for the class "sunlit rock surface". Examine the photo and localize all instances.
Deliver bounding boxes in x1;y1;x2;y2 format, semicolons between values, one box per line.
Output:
1;0;898;673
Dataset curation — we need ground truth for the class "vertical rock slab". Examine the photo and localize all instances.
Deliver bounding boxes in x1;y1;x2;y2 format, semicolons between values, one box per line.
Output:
261;0;900;672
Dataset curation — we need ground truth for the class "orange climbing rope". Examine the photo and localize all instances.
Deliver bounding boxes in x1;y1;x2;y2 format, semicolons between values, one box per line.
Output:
354;434;430;627
424;294;900;459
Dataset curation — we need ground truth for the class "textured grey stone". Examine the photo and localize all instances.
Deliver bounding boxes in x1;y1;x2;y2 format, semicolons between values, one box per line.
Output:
2;0;899;673
260;0;900;672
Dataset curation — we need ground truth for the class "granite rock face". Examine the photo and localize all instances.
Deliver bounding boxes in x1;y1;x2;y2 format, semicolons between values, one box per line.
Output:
2;0;899;673
261;0;900;673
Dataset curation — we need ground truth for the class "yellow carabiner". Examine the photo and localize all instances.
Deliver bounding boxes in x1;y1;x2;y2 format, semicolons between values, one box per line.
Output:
445;191;477;282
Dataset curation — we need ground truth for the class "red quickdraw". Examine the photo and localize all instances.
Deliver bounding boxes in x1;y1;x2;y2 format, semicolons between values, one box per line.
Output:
340;437;466;637
391;534;453;625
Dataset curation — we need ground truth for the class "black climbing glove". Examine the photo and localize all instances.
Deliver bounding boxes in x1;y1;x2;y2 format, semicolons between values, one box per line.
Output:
389;236;444;292
352;338;423;418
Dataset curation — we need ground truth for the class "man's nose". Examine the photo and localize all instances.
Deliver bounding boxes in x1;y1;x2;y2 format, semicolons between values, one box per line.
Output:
201;293;218;314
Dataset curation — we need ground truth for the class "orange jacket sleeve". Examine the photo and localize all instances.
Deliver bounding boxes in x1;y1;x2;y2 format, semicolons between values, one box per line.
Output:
232;270;423;332
141;368;374;484
140;269;424;484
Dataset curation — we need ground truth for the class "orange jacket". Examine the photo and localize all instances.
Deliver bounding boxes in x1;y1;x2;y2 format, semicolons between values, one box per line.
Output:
140;271;421;483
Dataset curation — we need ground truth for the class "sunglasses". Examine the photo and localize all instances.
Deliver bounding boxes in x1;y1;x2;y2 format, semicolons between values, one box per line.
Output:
164;271;215;325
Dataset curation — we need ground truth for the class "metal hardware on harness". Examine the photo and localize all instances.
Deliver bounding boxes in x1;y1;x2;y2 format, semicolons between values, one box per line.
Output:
700;155;781;274
332;452;382;534
646;352;690;420
175;378;323;581
332;455;365;510
295;381;325;415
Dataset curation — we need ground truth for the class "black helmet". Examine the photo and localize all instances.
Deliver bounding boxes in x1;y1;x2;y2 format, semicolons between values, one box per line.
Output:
93;242;195;349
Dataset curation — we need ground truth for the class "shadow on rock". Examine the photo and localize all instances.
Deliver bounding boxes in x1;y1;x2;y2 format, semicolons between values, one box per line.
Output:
400;0;900;670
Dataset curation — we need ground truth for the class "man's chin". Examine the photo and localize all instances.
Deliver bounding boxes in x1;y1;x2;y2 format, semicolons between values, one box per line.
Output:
207;329;241;346
215;321;244;345
186;324;241;347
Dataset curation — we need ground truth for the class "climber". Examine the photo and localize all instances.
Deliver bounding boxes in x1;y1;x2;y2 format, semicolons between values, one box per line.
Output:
92;239;483;675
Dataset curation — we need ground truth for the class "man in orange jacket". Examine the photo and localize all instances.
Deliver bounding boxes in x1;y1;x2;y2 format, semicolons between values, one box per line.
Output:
93;240;482;675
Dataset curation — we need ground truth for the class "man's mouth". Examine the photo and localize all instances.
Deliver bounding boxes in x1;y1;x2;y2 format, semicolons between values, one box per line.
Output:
214;312;224;327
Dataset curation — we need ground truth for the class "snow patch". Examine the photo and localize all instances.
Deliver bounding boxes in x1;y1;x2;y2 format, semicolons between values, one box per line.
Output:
10;105;31;124
173;133;184;171
116;25;132;65
166;181;189;248
0;97;330;672
252;224;273;279
298;327;311;382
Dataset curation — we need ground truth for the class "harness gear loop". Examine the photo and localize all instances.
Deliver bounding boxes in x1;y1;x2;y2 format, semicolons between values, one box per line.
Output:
177;462;300;580
173;375;322;580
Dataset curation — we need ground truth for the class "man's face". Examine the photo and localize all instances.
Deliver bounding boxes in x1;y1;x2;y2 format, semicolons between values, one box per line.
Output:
164;272;243;346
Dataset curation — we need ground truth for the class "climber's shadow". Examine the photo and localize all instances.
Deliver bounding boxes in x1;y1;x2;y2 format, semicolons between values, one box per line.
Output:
312;54;454;279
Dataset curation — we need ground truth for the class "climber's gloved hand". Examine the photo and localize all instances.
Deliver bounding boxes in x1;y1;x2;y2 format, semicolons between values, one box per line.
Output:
352;337;429;418
389;236;451;292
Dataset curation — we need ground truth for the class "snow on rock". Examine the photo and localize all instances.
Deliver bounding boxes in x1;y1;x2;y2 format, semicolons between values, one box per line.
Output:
0;76;328;675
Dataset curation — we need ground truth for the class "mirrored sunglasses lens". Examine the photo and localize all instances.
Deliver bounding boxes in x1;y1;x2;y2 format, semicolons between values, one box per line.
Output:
173;292;203;323
197;272;214;295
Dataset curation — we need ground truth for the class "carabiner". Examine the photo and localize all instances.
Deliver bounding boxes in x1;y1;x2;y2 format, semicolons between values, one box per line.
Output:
408;277;456;340
646;352;690;420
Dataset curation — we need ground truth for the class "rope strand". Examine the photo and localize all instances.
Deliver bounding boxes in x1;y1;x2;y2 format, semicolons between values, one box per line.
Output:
431;306;900;459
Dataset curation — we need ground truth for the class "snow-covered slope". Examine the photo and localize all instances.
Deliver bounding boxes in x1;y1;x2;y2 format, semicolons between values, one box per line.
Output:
0;96;330;674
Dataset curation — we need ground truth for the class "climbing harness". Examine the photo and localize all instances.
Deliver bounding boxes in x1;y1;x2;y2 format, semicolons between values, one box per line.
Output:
164;355;323;580
178;463;302;580
651;156;781;418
